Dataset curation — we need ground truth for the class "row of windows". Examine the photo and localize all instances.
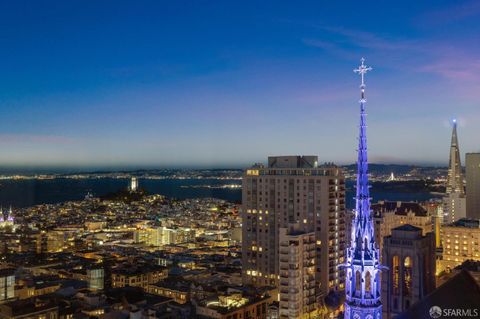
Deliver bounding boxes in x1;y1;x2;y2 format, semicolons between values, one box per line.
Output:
445;233;480;238
445;245;480;250
445;239;479;245
252;178;343;183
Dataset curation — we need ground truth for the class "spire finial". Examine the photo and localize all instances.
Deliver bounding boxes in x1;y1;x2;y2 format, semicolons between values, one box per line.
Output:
354;57;372;87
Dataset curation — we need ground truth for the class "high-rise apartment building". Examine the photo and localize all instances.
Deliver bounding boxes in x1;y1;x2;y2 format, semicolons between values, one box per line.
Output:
381;225;436;319
443;121;466;223
466;153;480;220
279;226;317;318
242;155;346;300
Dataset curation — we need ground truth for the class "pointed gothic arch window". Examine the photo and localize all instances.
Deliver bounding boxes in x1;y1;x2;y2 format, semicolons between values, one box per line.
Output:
355;270;361;293
365;271;371;295
376;271;381;297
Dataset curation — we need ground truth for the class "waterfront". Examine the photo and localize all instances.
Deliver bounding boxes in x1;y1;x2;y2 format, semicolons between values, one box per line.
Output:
0;177;442;208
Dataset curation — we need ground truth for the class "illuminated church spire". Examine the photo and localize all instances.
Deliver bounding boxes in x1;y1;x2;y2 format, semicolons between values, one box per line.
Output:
342;58;384;319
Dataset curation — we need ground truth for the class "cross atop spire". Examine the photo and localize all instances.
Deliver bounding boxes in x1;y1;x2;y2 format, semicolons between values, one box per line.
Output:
354;57;372;87
354;58;372;102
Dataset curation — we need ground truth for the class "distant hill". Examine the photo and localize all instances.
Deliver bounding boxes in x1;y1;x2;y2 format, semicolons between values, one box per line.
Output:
100;188;148;203
341;163;447;176
371;180;445;193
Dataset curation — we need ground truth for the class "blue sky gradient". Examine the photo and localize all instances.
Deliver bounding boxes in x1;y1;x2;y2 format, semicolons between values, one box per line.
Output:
0;1;479;168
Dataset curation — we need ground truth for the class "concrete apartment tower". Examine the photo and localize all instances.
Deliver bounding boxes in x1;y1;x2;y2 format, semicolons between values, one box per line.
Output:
381;225;436;319
279;225;317;318
466;153;480;220
242;155;346;304
443;120;466;223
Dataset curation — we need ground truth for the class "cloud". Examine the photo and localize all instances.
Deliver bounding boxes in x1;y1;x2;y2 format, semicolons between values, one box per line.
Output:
320;26;419;52
304;25;480;98
419;54;480;81
302;38;356;59
417;47;480;98
303;26;427;70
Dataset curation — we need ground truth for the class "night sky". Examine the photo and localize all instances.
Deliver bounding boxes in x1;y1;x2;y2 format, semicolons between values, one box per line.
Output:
0;1;479;169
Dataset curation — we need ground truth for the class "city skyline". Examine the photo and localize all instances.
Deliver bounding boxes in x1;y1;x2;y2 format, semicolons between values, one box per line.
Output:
1;1;480;168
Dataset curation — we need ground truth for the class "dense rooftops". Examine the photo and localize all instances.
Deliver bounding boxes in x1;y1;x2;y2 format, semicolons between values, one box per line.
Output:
372;201;428;217
393;224;423;232
105;286;171;305
0;297;58;317
0;268;15;277
149;277;191;292
448;218;480;228
111;263;167;276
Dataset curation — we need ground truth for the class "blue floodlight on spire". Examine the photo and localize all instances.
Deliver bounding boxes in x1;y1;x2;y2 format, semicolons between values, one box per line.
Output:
341;58;385;319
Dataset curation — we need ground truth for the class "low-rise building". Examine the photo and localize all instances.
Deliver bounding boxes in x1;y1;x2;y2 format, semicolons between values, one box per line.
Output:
111;264;168;289
134;226;196;247
196;291;272;319
439;218;480;272
0;268;15;304
15;276;61;300
148;277;190;304
0;298;59;319
372;201;434;258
